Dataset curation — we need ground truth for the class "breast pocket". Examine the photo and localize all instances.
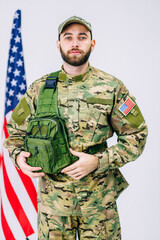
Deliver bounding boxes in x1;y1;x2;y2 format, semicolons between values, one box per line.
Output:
79;97;113;143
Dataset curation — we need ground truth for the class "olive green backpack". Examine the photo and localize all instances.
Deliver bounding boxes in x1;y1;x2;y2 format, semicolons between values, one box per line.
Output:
24;71;78;174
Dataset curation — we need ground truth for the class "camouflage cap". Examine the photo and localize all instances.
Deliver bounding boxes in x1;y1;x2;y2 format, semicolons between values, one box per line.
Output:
58;16;92;40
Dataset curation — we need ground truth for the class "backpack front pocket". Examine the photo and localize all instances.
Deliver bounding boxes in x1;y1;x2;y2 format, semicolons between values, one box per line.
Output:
25;137;55;173
24;117;58;174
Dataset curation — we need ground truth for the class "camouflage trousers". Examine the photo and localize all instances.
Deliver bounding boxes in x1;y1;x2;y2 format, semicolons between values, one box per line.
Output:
38;202;121;240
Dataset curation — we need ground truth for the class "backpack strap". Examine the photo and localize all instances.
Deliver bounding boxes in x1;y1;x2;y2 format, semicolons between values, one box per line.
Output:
35;71;61;117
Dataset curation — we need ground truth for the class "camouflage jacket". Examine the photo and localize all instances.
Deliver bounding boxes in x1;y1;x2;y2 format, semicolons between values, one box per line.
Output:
4;65;148;216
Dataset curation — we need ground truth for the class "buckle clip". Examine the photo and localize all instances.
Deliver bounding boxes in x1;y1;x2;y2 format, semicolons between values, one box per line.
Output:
45;76;58;89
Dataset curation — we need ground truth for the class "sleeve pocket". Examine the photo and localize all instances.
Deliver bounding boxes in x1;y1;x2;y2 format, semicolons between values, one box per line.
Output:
12;98;31;126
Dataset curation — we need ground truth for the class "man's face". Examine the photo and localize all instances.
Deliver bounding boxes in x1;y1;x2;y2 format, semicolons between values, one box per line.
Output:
57;23;95;66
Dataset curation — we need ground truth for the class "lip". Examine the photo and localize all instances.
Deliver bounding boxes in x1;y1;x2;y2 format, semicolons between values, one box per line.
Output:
70;50;81;55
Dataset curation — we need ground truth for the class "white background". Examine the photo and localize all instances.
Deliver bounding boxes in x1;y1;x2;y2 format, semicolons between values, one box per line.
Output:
0;0;160;239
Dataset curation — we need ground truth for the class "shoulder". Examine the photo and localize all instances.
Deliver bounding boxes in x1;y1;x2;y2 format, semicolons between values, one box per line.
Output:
26;73;51;100
29;73;50;90
90;66;125;90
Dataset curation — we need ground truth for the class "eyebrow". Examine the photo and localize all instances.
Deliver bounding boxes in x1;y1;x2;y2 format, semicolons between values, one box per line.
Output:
63;32;88;37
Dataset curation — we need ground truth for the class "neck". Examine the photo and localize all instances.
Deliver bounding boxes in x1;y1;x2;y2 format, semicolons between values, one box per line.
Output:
62;61;89;76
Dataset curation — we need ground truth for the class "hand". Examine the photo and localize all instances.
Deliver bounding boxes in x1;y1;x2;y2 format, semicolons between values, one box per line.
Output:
16;151;45;178
61;148;98;179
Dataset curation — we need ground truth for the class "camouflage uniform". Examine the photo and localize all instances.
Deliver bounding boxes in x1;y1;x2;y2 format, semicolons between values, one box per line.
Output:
38;201;120;239
4;65;148;239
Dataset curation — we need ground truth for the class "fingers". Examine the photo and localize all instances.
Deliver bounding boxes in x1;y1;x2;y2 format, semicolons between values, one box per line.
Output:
16;151;29;167
62;167;84;179
61;149;84;173
65;170;85;179
61;151;98;180
16;151;45;178
23;165;43;173
61;163;85;179
68;172;84;179
24;169;45;178
61;162;78;173
62;168;79;176
20;162;45;178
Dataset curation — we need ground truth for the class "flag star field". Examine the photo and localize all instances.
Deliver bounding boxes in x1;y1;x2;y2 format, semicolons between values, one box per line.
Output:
5;10;27;115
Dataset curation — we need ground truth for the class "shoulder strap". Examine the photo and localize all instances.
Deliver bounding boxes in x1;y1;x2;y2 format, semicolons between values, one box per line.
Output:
35;70;61;117
45;71;60;89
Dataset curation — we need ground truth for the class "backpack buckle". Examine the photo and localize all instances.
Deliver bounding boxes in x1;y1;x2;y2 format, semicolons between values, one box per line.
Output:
45;76;58;89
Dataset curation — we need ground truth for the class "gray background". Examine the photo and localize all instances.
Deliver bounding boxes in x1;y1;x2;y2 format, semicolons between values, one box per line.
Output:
0;0;160;239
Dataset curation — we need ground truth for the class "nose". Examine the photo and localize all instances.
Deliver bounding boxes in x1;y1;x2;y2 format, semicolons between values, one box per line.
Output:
72;39;79;48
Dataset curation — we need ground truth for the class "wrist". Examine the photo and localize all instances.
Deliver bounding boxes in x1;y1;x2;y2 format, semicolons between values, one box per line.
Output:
93;155;99;169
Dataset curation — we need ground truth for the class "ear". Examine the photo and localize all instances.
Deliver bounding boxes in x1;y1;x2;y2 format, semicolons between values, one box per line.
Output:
57;40;60;51
91;40;96;52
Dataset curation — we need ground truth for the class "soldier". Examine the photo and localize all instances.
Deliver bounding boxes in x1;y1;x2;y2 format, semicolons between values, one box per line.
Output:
4;16;148;239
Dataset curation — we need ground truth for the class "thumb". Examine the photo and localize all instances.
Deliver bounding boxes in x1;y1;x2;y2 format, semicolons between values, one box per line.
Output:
70;148;81;157
21;151;31;158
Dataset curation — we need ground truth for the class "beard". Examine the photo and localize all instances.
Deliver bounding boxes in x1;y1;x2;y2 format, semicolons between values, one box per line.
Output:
60;45;92;66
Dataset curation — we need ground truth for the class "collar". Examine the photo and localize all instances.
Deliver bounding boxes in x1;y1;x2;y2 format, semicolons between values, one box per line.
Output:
58;64;92;82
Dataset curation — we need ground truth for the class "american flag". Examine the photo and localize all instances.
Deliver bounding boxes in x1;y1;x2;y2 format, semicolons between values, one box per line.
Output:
0;10;38;240
119;97;136;116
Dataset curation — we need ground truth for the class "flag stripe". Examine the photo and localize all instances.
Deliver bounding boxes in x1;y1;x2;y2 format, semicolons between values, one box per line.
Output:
123;98;135;115
4;110;38;212
17;169;38;212
0;165;26;239
0;191;7;240
6;111;13;123
0;10;38;239
2;156;34;236
3;148;38;231
1;201;15;240
3;117;9;139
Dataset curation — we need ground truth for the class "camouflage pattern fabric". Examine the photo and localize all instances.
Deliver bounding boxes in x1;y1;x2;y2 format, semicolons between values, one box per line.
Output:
58;16;92;39
4;65;148;218
38;201;121;239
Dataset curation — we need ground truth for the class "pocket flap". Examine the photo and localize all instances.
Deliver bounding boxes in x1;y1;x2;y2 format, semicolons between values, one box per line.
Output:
12;98;31;126
86;97;113;105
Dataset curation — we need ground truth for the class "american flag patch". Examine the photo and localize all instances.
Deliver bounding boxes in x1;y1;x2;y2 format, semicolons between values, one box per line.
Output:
119;97;136;116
